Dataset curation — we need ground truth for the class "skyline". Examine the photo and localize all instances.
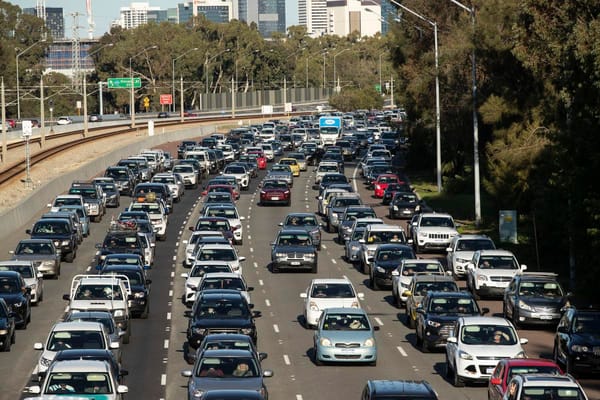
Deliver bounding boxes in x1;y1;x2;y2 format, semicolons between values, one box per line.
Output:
12;0;300;39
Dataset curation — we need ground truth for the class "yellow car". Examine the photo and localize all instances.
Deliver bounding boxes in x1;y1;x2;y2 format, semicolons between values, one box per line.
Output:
279;158;300;176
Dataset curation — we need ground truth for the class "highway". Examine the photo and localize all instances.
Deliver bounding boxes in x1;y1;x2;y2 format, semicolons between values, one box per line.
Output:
0;138;598;400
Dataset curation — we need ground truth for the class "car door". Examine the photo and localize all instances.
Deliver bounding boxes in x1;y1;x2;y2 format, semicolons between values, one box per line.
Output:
488;361;505;400
504;279;518;319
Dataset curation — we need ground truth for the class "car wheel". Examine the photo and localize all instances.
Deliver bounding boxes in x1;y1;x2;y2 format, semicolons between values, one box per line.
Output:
361;261;368;275
370;274;379;290
453;365;465;387
511;308;521;328
141;302;149;319
311;264;318;273
65;250;75;263
314;348;323;366
2;337;10;352
415;330;423;347
421;336;430;353
393;291;402;309
472;287;481;300
445;357;454;380
406;308;415;328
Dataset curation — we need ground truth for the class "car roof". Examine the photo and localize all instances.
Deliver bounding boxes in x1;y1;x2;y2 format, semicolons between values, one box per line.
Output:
0;260;33;267
201;272;243;279
279;228;313;235
455;234;492;240
201;349;255;358
420;212;453;218
46;359;111;374
402;259;442;265
323;307;368;315
52;321;105;331
199;244;236;250
412;274;454;283
67;310;114;318
367;380;436;396
501;358;561;368
477;249;516;256
310;278;352;285
367;224;405;231
518;374;580;387
460;316;512;326
0;270;22;278
199;289;246;299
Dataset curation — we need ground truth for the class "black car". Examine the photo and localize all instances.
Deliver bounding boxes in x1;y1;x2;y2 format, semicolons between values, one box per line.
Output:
369;244;415;290
53;349;128;382
278;213;322;250
93;179;121;208
95;229;145;266
415;291;487;352
270;229;318;273
317;173;349;195
178;140;198;159
362;380;439;399
554;305;600;375
388;191;423;220
381;183;412;205
337;206;378;243
132;182;173;212
185;289;260;349
100;265;151;318
0;271;31;329
0;298;16;351
104;166;137;196
26;218;78;263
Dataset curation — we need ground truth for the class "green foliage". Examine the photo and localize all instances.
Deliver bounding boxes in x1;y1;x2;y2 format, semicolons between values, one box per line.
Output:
329;86;383;111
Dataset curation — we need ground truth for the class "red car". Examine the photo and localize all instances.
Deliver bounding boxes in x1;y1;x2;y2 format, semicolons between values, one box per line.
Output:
201;184;239;201
247;151;267;170
487;358;563;400
373;174;402;198
259;179;291;206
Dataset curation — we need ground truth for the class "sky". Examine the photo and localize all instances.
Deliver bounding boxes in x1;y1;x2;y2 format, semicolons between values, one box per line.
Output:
12;0;299;38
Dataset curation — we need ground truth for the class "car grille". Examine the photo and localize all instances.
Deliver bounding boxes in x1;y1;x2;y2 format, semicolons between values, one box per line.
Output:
335;354;362;359
335;343;361;348
490;276;513;282
207;328;241;335
287;253;307;259
427;233;450;239
439;323;455;337
477;356;509;361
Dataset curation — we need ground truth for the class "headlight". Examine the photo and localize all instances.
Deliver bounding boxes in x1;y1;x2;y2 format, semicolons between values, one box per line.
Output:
309;301;319;311
192;327;206;335
458;349;473;360
191;389;205;399
42;261;55;267
456;257;470;263
29;284;37;290
427;320;441;328
61;240;70;246
304;253;315;259
134;292;146;298
572;344;592;353
477;275;489;282
393;206;398;210
113;309;125;317
367;249;375;256
364;337;375;347
375;266;386;273
13;302;23;308
515;351;526;358
518;300;534;311
275;252;287;258
241;328;254;335
351;245;360;251
0;329;7;335
401;282;410;289
319;337;332;346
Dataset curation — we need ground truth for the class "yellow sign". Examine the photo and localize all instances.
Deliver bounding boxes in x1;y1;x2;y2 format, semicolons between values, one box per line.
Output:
143;97;150;106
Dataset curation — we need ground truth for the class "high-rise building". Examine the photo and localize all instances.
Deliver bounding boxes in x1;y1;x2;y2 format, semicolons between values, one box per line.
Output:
23;6;65;39
298;0;328;37
177;0;235;24
327;0;381;37
118;2;161;29
239;0;286;37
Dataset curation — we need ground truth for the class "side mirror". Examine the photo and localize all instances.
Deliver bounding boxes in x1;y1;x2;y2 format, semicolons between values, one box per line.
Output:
25;229;32;235
446;337;457;344
278;222;283;226
181;370;193;378
110;342;120;349
189;226;195;231
391;270;399;276
259;352;268;361
239;256;246;262
557;325;568;334
117;385;129;394
34;342;44;350
240;216;245;221
37;272;44;279
28;386;41;394
181;273;189;279
359;239;365;244
247;287;254;292
253;310;262;318
446;247;453;252
62;294;70;301
357;292;365;300
184;310;193;318
521;265;527;271
300;292;307;298
490;377;502;385
146;279;152;285
481;307;490;315
519;338;529;345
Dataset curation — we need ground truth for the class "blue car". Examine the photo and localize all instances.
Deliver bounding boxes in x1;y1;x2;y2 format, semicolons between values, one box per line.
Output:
313;307;379;366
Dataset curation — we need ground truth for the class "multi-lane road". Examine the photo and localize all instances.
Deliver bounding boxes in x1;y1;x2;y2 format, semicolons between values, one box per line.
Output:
1;138;599;400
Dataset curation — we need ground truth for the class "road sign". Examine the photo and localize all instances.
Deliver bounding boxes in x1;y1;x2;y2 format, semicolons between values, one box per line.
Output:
22;120;32;137
143;97;150;108
160;94;172;105
107;77;141;89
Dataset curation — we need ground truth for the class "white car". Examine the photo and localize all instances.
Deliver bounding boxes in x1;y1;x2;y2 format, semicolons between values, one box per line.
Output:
221;165;250;190
411;212;459;253
152;173;185;202
33;321;119;380
446;234;496;278
0;260;43;304
195;244;245;275
180;262;234;306
300;278;364;328
390;259;447;308
56;116;73;125
466;249;527;299
202;204;245;245
172;163;198;188
445;316;527;387
128;200;169;241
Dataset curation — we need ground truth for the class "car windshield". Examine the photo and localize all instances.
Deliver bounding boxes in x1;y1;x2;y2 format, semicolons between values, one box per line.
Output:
196;220;230;231
205;208;238;218
129;203;161;215
45;372;112;395
47;331;105;351
195;357;258;378
103;256;141;266
428;297;478;315
33;222;69;235
69;188;97;199
318;165;338;172
190;264;232;277
197;299;249;319
518;281;563;298
153;176;175;184
270;165;290;172
521;387;585;399
206;193;232;202
332;198;361;207
278;234;312;246
394;193;417;203
311;283;355;298
367;231;406;243
203;340;252;351
478;256;519;270
345;210;376;220
16;242;54;255
286;216;317;226
104;271;143;286
104;235;138;249
225;166;246;174
201;278;245;291
67;315;115;334
460;325;517;345
420;216;454;228
0;278;20;293
198;249;237;261
0;265;33;278
351;229;366;241
74;284;124;300
401;262;442;276
456;239;495;251
173;165;194;173
263;181;288;190
573;315;600;333
322;313;370;331
413;281;458;296
376;248;413;261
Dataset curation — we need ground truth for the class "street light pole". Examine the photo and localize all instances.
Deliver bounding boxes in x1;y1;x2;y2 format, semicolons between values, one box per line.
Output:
16;39;46;121
129;45;158;128
172;47;199;114
333;48;350;93
448;0;480;224
322;52;327;89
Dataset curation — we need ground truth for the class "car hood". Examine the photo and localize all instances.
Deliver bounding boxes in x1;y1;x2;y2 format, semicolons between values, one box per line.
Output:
30;233;72;240
273;245;315;253
477;268;519;277
310;298;359;309
425;314;476;323
12;254;55;262
192;317;253;329
319;330;374;342
373;260;403;269
518;296;565;308
0;293;27;305
191;376;264;392
459;344;525;358
418;227;458;234
571;333;600;345
453;250;476;259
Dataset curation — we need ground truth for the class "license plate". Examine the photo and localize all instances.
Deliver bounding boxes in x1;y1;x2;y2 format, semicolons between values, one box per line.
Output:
290;261;301;266
486;367;495;374
340;348;356;353
539;315;553;320
271;197;280;200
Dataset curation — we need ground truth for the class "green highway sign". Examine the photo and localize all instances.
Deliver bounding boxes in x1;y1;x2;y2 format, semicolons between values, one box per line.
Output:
107;77;141;89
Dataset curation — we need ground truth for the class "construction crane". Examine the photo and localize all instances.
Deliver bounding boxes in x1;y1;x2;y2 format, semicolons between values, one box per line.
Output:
86;0;95;39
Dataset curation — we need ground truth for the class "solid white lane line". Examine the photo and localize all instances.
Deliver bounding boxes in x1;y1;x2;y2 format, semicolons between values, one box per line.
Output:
397;346;408;357
283;354;291;365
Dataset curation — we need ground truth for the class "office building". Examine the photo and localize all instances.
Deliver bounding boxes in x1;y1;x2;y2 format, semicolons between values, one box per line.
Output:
239;0;286;37
23;6;65;39
177;0;235;24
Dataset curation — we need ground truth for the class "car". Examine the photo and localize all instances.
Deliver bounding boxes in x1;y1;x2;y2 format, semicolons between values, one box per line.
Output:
190;217;236;245
445;316;528;387
132;182;173;212
381;182;412;205
388;191;423;219
40;210;83;245
317;186;353;216
194;244;246;275
553;305;600;375
318;173;349;195
358;224;407;275
404;273;459;329
0;261;43;304
173;163;199;189
503;272;568;328
270;229;318;273
313;161;341;187
27;217;78;262
99;264;152;319
279;213;322;250
279;157;301;176
151;172;185;202
96;222;147;267
28;359;128;398
188;333;267;365
391;259;447;308
52;349;128;384
258;179;292;207
345;227;367;264
414;291;487;352
287;152;308;171
202;204;245;245
369;244;416;290
265;164;293;187
185;289;260;349
466;249;527;299
202;183;239;201
183;231;227;267
361;380;439;399
246;150;267;169
313;307;379;366
128;197;169;241
372;174;402;198
0;298;16;352
194;272;253;305
324;193;363;233
104;166;136;196
33;321;120;380
88;114;103;122
181;262;234;306
157;111;169;118
411;212;459;253
63;310;124;347
222;164;251;190
11;239;61;278
503;373;588;400
300;278;364;328
336;206;378;244
0;271;31;329
181;349;273;399
446;234;496;278
56;116;73;125
487;358;563;400
92;177;121;208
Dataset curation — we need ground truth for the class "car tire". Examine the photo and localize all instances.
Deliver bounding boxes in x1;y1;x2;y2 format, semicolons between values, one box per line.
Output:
65;250;75;263
393;291;402;308
415;330;423;347
141;302;149;319
511;308;521;328
311;264;317;274
406;308;415;328
368;360;377;367
472;287;481;300
370;274;379;290
236;239;243;246
452;363;465;387
314;349;323;366
421;336;430;353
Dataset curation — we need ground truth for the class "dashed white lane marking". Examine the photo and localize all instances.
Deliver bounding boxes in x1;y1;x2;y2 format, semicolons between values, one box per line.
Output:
253;262;258;268
167;312;171;320
160;374;166;386
374;317;384;326
305;204;309;208
296;395;303;400
168;290;173;297
265;299;271;307
248;235;252;240
247;224;251;229
322;244;327;250
170;271;174;278
397;346;408;357
86;266;91;272
331;259;337;264
258;279;264;286
172;255;177;261
164;340;169;349
250;247;254;253
283;355;291;365
273;324;279;333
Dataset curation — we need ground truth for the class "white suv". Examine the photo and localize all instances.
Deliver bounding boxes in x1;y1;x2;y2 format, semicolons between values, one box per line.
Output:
466;249;527;299
300;278;364;328
446;234;496;278
411;212;459;253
